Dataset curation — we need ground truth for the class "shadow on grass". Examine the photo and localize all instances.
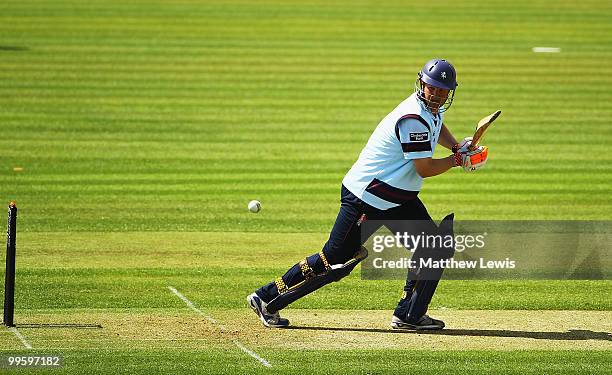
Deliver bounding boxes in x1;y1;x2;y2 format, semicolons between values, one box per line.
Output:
0;46;28;52
15;323;102;329
288;326;612;341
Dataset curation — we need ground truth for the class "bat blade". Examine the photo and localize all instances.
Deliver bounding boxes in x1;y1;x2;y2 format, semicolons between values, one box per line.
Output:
469;110;501;150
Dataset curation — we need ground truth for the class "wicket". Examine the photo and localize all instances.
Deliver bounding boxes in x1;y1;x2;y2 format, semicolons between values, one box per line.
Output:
3;202;17;327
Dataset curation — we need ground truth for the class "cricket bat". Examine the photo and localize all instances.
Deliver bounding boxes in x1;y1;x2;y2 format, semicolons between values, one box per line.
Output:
469;110;502;151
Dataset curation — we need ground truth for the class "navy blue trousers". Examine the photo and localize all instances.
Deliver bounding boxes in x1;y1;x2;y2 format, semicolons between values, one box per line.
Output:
256;185;444;322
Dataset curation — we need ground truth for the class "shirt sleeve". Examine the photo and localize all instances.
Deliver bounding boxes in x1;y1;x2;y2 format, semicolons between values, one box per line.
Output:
395;117;433;160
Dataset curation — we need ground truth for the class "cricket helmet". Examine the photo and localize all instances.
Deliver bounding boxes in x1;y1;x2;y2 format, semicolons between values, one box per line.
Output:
415;58;458;113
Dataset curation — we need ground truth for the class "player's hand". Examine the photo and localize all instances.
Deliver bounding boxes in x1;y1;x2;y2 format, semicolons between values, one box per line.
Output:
452;137;472;153
454;145;488;172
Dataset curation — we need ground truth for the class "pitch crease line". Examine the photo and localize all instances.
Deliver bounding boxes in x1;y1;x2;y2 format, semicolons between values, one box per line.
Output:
232;340;272;368
167;286;217;324
8;327;32;349
166;286;272;368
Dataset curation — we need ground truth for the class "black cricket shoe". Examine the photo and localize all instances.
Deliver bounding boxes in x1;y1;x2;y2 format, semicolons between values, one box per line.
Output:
247;293;290;328
391;314;445;331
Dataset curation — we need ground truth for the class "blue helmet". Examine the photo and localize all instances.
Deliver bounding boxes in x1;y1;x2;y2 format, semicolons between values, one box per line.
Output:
415;59;458;113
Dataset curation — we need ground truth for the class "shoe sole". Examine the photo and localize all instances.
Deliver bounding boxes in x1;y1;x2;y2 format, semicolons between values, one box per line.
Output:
391;317;444;331
247;295;287;329
391;323;444;331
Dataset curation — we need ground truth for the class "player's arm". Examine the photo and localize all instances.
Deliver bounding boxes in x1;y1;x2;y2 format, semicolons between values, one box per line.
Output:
413;156;456;178
397;116;482;176
441;123;473;153
438;124;458;150
397;117;455;177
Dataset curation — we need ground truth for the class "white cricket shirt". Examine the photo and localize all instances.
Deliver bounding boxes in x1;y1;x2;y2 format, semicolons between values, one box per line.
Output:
342;93;444;210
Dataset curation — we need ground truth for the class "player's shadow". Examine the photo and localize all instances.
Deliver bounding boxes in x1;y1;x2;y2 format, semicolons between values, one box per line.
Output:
287;326;612;341
15;323;102;329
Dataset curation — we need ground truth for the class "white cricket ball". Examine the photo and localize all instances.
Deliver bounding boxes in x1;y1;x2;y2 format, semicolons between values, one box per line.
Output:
247;200;261;213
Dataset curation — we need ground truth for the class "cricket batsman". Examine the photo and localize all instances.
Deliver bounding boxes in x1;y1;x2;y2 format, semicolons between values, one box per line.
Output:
248;59;488;330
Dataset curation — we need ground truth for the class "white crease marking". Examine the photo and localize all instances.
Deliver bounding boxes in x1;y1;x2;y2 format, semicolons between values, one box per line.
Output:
167;286;272;368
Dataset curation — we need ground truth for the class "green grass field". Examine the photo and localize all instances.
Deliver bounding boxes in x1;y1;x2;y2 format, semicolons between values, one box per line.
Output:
0;0;611;373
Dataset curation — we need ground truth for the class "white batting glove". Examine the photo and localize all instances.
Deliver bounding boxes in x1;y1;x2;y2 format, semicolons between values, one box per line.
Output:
452;137;473;154
454;146;488;172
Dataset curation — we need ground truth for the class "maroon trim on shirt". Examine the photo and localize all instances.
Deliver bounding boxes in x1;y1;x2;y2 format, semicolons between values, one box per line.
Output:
395;114;432;153
395;114;431;142
401;141;431;153
365;179;419;204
